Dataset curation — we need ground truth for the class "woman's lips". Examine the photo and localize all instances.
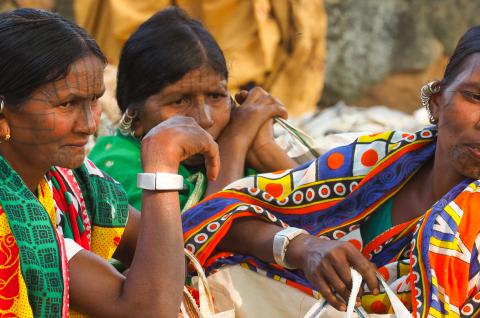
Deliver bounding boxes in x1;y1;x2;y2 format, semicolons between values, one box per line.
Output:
465;144;480;159
64;140;88;148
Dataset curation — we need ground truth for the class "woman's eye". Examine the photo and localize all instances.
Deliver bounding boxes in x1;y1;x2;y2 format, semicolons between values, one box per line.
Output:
58;102;72;108
208;93;227;100
462;91;480;102
173;97;189;106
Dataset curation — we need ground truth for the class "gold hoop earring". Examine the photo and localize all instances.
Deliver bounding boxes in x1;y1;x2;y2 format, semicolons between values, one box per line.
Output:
0;100;9;144
420;81;440;124
118;109;137;136
0;128;10;144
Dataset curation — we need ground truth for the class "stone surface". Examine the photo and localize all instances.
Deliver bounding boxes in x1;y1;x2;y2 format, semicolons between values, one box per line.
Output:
354;55;449;114
319;0;480;109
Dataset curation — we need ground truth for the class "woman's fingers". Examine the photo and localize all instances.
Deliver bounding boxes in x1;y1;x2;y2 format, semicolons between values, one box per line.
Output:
314;274;347;311
202;138;220;181
319;261;351;306
142;116;221;176
238;87;288;119
347;248;379;294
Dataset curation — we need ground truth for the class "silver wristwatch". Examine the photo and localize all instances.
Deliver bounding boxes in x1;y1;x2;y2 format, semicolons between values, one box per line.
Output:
273;227;308;269
137;172;184;191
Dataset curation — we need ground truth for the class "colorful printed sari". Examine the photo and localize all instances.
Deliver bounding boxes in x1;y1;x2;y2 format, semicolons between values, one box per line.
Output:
183;126;480;318
0;157;128;317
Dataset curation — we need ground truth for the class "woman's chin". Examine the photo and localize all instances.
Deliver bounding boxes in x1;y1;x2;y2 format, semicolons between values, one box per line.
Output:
182;154;204;167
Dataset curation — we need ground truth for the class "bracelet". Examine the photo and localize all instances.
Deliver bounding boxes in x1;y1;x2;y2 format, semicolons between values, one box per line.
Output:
137;172;184;191
272;227;308;269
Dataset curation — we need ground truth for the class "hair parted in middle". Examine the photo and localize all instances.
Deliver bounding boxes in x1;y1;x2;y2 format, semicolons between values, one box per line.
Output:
116;6;229;113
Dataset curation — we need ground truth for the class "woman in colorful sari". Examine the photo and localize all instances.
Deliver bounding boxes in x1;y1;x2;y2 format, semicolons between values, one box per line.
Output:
89;7;296;213
0;8;220;317
183;25;480;317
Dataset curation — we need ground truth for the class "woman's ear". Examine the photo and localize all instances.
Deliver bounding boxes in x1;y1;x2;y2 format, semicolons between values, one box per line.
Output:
428;90;442;123
131;115;144;139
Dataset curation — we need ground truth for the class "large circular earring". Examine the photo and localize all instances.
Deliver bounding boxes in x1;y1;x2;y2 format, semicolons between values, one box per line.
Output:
420;81;441;124
118;109;137;136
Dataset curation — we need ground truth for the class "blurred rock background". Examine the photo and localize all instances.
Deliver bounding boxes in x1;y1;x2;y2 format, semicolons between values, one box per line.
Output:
320;0;480;113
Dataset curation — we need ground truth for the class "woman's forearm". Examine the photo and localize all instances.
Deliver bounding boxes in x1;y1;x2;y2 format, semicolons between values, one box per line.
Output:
218;218;310;270
205;137;249;196
218;218;283;263
248;141;297;172
120;180;185;316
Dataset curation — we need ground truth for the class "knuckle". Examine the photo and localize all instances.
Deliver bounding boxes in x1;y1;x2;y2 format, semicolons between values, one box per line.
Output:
356;262;372;273
325;251;338;262
318;285;332;298
318;260;330;271
336;283;348;294
250;86;264;94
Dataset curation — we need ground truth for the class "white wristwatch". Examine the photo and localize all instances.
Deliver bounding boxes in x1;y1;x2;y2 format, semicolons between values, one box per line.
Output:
273;227;308;269
137;172;184;191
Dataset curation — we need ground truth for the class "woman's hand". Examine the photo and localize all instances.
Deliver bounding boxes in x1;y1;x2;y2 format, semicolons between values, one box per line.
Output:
219;87;287;149
234;88;295;172
286;235;379;311
204;88;290;194
233;89;283;152
141;116;220;180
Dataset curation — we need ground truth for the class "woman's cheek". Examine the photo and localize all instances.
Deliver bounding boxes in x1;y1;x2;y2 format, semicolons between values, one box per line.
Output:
93;106;102;128
213;112;231;139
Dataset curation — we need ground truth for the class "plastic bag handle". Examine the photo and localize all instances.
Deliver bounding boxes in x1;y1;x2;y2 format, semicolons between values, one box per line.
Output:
304;268;410;318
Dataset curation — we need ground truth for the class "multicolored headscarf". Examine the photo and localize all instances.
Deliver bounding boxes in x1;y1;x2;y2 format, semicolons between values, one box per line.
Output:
0;157;128;317
183;126;480;317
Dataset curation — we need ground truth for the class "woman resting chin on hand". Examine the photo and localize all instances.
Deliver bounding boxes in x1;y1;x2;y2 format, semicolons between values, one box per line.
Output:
89;7;296;212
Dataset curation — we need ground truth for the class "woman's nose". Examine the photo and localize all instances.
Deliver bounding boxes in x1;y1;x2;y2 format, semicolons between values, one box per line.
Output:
75;101;98;134
194;102;214;129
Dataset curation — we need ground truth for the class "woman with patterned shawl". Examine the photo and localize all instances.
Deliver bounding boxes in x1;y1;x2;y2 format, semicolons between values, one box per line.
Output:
0;8;220;317
183;26;480;317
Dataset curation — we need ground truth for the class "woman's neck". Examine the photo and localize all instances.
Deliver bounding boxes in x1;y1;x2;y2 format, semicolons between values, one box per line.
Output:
430;152;467;202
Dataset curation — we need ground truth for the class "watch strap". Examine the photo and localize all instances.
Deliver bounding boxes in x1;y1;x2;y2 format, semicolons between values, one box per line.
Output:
273;227;308;269
137;172;184;191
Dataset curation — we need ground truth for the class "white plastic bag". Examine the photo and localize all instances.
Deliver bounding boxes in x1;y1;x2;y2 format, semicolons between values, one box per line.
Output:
180;249;235;318
304;268;411;318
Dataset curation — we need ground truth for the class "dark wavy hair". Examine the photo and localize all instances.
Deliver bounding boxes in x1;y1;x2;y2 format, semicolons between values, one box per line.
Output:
116;6;228;113
0;8;106;108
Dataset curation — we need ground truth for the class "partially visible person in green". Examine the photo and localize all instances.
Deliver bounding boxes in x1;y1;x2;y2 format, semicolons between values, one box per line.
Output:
89;7;296;212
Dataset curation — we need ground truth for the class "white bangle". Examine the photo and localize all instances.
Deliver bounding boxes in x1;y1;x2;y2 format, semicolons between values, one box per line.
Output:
273;227;308;269
137;172;184;191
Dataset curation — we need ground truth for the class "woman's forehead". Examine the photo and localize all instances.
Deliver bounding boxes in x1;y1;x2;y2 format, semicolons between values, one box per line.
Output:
37;56;105;102
164;66;227;93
